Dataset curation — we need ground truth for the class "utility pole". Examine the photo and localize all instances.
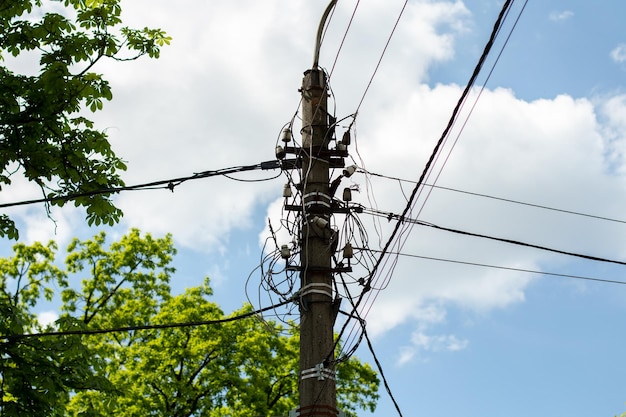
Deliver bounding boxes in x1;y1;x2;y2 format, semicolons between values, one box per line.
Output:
275;2;351;416
297;2;340;416
297;65;337;417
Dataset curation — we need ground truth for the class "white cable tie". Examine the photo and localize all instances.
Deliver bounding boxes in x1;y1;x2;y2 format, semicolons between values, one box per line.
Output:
301;364;336;381
302;191;331;202
299;283;332;298
304;200;331;209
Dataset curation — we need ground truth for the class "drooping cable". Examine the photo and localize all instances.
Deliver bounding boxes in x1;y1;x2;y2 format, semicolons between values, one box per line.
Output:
4;297;295;341
362;207;626;268
0;160;282;209
362;322;404;417
334;0;518;362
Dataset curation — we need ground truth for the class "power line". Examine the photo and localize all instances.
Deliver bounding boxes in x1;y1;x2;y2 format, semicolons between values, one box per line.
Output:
362;322;404;417
362;207;626;268
359;247;626;286
331;0;519;371
0;160;282;210
350;0;516;320
363;169;626;226
4;297;293;341
353;0;408;116
413;0;528;219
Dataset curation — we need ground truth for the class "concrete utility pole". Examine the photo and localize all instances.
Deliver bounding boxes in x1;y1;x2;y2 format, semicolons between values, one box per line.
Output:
297;2;339;416
298;66;337;417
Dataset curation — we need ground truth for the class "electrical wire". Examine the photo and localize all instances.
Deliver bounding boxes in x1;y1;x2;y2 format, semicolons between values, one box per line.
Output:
353;0;409;116
361;321;404;417
0;160;282;209
4;297;295;341
360;247;626;286
333;0;523;365
362;169;626;226
362;206;626;268
328;0;360;78
358;0;516;311
409;0;529;223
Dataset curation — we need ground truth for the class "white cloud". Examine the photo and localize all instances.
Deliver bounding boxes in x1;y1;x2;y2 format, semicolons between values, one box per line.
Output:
411;331;469;352
75;0;469;252
37;311;59;328
246;3;626;350
398;331;469;365
549;10;574;21
7;1;626;358
610;44;626;63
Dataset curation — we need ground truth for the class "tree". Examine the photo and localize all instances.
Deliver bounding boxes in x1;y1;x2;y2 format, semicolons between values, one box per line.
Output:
0;239;112;416
1;230;380;416
0;0;171;239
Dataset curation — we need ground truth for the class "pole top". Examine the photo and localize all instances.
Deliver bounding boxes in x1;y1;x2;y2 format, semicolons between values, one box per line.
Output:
313;0;337;69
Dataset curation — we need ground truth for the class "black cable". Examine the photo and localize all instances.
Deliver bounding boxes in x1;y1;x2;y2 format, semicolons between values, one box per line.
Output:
363;207;626;268
366;0;515;289
0;160;282;209
4;297;294;341
332;0;516;352
362;322;404;417
360;247;626;286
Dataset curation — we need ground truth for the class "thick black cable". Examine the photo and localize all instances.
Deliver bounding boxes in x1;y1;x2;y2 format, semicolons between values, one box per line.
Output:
4;297;293;341
362;322;404;417
411;0;528;220
363;207;626;268
338;0;515;333
0;160;282;209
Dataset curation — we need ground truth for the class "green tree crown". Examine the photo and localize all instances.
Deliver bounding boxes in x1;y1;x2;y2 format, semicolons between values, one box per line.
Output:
1;230;379;416
0;0;171;239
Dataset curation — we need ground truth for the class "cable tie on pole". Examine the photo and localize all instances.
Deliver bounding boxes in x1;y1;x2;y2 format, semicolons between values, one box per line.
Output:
301;363;335;381
298;282;333;298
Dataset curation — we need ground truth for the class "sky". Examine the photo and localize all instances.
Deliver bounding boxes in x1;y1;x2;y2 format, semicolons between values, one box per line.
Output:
2;0;626;416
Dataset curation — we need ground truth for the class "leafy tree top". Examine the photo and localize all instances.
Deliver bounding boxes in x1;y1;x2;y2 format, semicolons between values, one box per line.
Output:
0;0;171;239
1;229;380;416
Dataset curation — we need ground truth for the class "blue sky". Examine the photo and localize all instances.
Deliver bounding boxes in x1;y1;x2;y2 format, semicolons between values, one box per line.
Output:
3;1;626;416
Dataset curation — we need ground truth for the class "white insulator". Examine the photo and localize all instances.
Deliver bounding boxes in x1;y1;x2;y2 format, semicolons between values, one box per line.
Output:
282;183;293;198
281;127;292;143
312;216;329;229
343;165;357;177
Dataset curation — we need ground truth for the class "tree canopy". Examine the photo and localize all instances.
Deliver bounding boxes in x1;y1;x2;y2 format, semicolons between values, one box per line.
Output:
0;0;170;239
0;229;380;416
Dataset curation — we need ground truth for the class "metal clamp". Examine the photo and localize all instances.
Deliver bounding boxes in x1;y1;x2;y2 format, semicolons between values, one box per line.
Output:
301;363;336;381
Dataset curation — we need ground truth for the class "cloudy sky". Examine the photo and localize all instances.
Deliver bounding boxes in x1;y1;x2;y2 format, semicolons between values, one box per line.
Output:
3;1;626;416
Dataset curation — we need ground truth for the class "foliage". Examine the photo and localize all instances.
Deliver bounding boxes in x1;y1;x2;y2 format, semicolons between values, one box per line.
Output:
0;230;379;416
0;239;112;416
0;0;171;239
